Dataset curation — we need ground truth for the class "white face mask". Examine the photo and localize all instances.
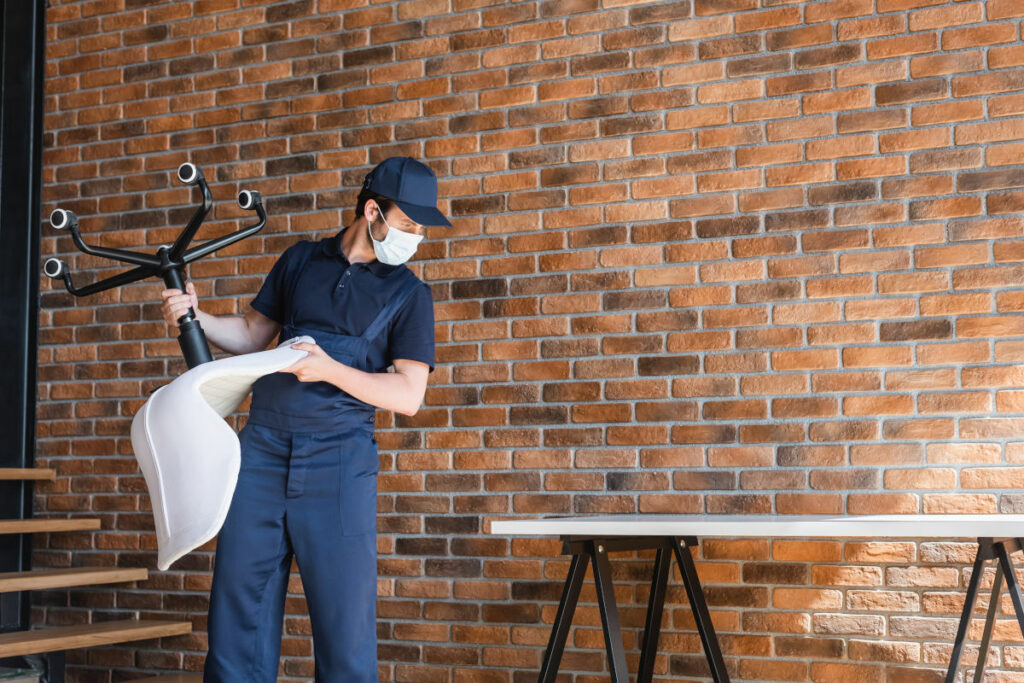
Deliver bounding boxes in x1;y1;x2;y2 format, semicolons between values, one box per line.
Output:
368;212;424;265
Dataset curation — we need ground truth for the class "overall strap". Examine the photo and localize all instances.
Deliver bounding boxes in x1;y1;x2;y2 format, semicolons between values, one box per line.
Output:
284;240;319;327
360;268;421;342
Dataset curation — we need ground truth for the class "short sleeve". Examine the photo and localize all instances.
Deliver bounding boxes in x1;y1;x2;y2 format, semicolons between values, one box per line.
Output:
388;282;436;372
250;242;305;324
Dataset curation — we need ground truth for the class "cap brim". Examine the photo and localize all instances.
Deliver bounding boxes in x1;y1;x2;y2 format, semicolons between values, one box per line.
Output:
394;199;453;227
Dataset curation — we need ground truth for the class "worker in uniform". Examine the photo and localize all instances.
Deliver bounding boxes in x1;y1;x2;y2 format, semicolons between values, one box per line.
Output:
159;157;450;682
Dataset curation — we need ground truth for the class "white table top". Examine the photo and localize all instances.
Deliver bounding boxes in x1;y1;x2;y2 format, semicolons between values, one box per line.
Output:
490;514;1024;539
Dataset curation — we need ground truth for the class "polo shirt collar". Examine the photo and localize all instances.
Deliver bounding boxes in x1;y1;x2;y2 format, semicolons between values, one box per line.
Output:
320;226;402;278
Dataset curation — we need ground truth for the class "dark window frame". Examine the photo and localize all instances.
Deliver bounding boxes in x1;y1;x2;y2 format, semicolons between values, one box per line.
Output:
0;0;47;634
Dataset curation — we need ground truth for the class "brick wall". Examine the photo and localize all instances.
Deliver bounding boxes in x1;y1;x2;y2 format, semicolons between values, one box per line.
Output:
35;0;1024;680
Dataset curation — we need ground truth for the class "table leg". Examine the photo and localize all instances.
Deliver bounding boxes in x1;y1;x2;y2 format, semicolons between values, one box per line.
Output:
672;537;731;683
590;540;630;683
946;539;992;683
538;552;590;683
973;562;1003;682
638;543;672;683
996;542;1024;645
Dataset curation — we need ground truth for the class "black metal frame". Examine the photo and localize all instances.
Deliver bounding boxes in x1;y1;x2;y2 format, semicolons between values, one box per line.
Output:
0;2;62;680
0;0;46;629
539;535;730;683
945;537;1024;683
539;534;1024;683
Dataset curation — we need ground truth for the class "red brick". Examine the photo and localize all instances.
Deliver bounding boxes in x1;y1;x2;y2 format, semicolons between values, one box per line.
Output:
867;32;938;59
909;2;984;31
943;22;1017;50
772;349;840;371
844;394;914;416
838;60;908;87
839;15;906;40
911;50;985;77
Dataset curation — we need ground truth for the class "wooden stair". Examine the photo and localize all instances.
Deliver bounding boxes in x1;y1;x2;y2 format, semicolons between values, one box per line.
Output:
0;619;192;657
0;518;100;534
0;567;148;593
123;675;202;683
0;468;55;480
0;470;194;679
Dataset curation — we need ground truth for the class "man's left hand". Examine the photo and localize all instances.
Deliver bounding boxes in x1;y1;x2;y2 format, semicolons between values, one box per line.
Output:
280;342;339;383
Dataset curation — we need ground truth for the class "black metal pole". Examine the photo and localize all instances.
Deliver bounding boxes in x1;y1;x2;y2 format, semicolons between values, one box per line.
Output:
973;561;1003;681
590;540;629;683
946;539;993;683
161;260;212;368
538;551;589;683
672;537;731;683
638;543;672;683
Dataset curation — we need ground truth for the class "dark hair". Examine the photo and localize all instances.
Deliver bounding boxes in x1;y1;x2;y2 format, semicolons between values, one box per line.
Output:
355;189;394;219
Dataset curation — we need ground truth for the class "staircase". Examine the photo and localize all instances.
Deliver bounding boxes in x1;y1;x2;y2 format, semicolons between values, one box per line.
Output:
0;467;193;682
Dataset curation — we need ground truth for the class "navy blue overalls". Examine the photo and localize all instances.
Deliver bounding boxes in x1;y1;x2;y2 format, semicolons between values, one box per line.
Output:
204;240;421;683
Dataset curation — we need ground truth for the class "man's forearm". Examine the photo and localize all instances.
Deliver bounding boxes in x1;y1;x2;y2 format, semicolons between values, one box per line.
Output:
322;362;419;416
194;310;262;356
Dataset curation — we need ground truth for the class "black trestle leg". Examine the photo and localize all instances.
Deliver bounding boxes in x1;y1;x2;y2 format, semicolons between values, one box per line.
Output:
946;539;992;683
538;552;589;683
996;542;1024;650
590;540;630;683
974;562;1003;682
638;543;672;683
672;537;730;683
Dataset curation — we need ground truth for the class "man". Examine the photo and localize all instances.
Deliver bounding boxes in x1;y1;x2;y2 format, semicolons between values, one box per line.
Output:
160;157;450;682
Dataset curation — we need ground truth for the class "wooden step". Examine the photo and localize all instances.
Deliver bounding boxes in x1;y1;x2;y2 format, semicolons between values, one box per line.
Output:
0;567;148;593
0;468;56;481
0;619;192;657
0;518;100;535
123;675;202;683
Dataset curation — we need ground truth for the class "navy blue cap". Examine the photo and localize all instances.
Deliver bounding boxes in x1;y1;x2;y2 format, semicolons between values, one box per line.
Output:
363;157;452;227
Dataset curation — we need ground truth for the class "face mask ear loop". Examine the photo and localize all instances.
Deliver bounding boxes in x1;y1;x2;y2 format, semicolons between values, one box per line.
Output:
368;203;394;246
380;214;394;241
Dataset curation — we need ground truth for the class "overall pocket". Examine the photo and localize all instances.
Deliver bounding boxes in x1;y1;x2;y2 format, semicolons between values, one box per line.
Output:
338;435;379;536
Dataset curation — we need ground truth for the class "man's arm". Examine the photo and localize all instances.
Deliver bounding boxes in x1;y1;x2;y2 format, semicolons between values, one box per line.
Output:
283;348;430;416
324;358;429;416
162;283;281;356
195;307;282;356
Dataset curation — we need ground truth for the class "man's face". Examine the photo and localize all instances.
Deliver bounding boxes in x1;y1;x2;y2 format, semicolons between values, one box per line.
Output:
367;200;426;240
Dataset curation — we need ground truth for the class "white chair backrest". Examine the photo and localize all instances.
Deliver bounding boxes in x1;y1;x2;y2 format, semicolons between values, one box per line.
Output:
130;337;312;570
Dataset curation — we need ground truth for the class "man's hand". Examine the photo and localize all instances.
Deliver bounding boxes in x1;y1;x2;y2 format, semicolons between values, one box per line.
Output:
160;282;199;328
280;342;339;383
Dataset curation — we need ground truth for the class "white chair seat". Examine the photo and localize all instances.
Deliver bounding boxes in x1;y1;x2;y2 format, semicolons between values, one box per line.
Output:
130;336;312;570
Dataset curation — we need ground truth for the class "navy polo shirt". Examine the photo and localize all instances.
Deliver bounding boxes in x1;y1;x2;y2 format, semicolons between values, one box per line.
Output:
249;227;435;373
